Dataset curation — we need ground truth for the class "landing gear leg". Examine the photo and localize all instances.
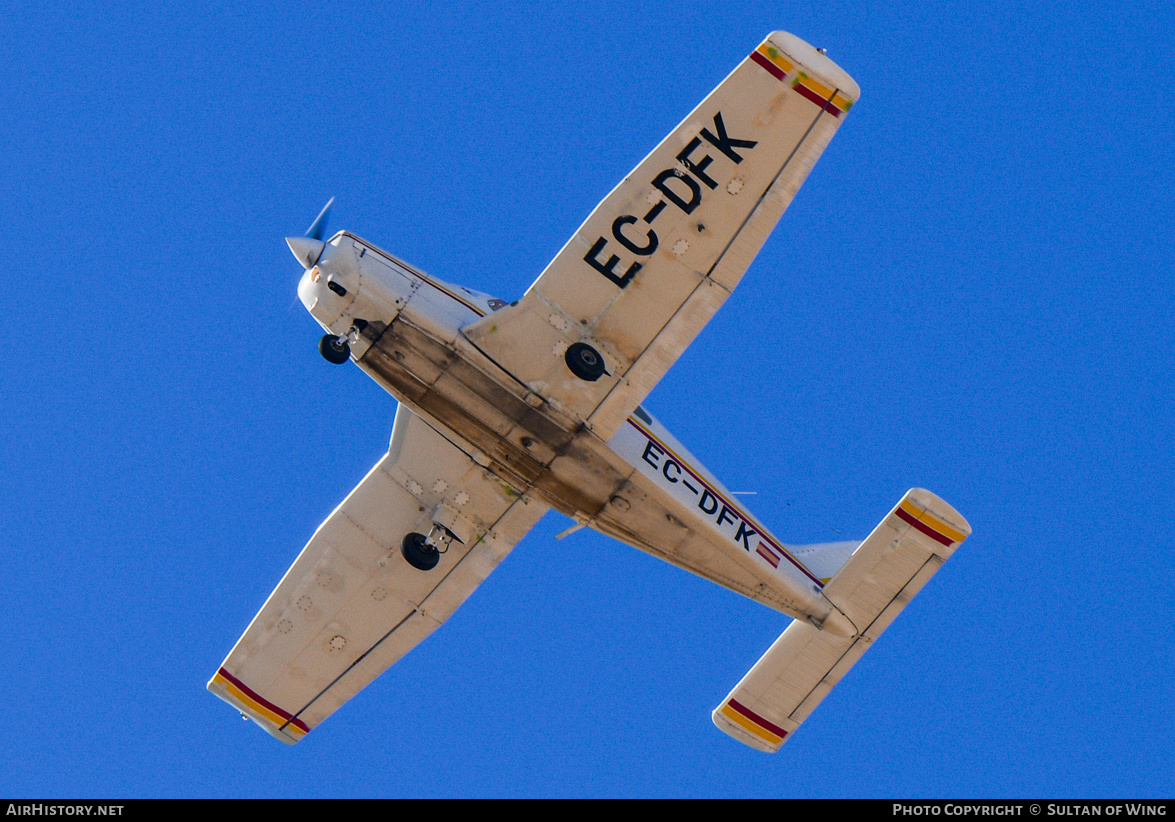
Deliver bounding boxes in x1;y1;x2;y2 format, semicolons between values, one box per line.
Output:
319;334;351;364
401;525;454;571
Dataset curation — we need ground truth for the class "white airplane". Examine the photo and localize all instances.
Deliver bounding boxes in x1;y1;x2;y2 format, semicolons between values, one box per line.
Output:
209;31;970;752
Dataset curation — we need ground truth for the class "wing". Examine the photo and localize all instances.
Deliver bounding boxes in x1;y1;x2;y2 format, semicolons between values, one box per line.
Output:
712;490;971;751
463;32;858;440
208;405;548;743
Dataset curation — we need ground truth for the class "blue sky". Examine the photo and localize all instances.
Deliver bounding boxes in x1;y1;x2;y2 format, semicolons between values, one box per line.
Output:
3;0;1174;798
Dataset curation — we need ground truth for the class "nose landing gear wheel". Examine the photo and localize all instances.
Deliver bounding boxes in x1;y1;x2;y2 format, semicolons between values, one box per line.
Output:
401;532;440;571
319;334;351;364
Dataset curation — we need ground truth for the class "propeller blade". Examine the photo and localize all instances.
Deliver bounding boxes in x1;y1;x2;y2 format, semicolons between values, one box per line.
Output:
305;196;335;241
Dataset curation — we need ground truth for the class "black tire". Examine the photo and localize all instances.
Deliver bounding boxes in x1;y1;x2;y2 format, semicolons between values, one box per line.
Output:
401;532;440;571
319;334;350;364
565;342;606;381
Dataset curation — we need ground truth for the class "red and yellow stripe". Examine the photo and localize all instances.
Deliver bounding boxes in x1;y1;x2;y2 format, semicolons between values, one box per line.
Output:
792;73;854;117
212;667;310;739
894;499;968;547
720;699;788;747
750;43;794;81
756;541;781;568
749;42;855;118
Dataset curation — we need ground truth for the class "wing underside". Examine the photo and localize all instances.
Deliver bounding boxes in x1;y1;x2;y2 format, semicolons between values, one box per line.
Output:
463;32;859;441
209;405;547;743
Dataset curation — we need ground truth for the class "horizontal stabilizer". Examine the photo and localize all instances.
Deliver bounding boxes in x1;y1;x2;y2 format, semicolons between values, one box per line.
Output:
712;489;970;751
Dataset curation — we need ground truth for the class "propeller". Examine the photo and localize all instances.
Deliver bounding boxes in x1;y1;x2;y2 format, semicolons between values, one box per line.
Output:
286;196;335;269
305;196;335;241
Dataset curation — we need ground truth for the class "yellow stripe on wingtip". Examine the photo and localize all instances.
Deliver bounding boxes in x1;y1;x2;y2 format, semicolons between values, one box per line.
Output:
794;74;855;111
720;704;784;746
215;674;296;731
756;43;794;74
897;500;968;543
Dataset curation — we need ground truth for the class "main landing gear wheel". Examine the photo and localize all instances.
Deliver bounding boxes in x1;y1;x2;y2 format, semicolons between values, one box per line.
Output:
565;342;607;382
401;532;440;571
319;334;350;364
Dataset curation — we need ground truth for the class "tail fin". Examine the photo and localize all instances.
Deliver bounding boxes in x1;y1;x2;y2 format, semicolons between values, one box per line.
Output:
712;489;970;751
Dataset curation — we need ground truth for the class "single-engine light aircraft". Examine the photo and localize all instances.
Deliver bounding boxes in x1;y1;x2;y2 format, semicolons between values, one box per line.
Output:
209;31;971;752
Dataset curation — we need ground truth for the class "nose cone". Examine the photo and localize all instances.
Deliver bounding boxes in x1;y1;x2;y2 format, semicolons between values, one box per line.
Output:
286;236;326;269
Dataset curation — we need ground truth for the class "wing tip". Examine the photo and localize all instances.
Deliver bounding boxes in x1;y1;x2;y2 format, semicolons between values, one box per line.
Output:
711;700;790;753
903;488;972;541
207;669;308;745
763;30;861;104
